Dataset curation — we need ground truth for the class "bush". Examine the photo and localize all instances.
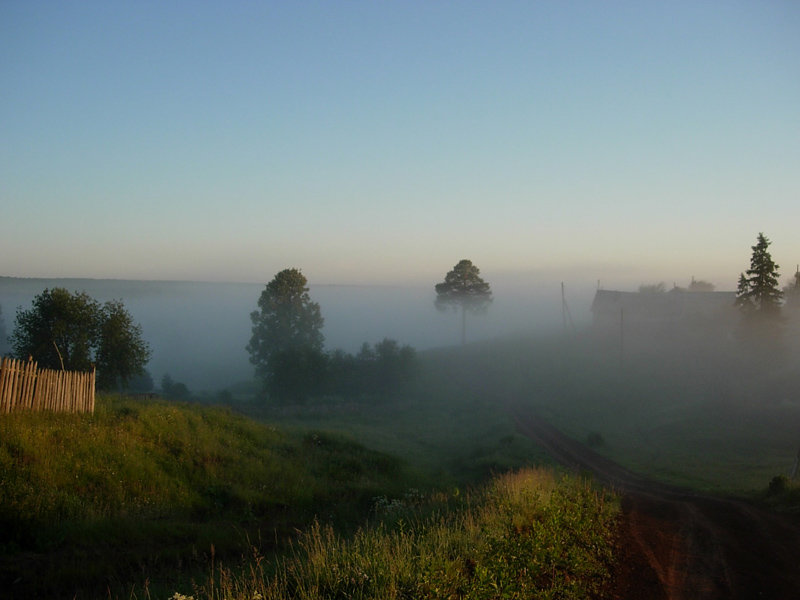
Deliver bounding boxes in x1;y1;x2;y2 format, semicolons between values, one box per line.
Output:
768;474;790;496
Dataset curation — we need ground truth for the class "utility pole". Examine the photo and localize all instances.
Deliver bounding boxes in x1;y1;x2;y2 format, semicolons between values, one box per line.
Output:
561;282;575;334
619;307;624;370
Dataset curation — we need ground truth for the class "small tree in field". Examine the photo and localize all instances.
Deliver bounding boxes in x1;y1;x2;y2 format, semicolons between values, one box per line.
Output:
435;259;492;345
247;268;325;401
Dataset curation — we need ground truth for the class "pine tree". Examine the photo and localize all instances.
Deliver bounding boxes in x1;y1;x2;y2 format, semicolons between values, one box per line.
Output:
435;259;492;345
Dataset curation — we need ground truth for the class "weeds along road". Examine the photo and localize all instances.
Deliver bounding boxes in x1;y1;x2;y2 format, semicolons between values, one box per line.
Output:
513;411;800;600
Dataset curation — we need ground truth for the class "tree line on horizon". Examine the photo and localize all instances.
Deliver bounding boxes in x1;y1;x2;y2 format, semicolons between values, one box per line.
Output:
2;235;798;399
246;260;494;402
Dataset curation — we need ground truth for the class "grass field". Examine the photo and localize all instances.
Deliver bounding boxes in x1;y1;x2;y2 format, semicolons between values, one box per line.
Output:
2;328;798;597
0;396;414;598
416;331;800;495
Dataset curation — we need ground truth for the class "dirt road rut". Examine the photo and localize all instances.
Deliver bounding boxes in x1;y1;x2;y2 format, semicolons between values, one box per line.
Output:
514;412;800;599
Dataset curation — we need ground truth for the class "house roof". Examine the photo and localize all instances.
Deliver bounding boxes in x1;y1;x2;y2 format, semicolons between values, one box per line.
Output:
591;289;737;319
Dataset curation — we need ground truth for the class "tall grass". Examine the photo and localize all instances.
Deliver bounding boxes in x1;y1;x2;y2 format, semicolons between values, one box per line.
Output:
177;468;619;600
0;394;411;598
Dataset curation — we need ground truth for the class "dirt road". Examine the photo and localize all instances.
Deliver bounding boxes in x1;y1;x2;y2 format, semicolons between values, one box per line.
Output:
514;412;800;599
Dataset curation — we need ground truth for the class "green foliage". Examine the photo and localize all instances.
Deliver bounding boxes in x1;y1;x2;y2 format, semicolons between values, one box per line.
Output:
10;288;151;389
11;287;101;370
95;300;152;389
268;345;328;402
247;269;325;402
435;259;492;344
326;338;417;398
184;469;618;600
162;373;192;399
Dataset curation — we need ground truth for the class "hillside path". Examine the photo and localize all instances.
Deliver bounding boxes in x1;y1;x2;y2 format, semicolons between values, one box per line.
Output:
513;411;800;599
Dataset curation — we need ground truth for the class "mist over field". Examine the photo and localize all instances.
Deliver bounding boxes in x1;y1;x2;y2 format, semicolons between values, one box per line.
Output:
0;275;603;390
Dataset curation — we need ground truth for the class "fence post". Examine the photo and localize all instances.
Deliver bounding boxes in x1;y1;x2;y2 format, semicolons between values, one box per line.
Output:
0;357;9;413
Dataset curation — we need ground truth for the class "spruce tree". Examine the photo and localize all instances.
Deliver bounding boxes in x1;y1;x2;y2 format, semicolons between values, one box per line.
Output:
744;233;783;316
735;233;784;348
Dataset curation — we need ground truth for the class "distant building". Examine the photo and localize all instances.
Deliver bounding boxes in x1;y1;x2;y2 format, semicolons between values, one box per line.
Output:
591;288;737;331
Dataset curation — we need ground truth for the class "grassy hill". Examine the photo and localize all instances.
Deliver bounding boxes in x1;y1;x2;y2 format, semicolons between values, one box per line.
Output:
0;395;413;598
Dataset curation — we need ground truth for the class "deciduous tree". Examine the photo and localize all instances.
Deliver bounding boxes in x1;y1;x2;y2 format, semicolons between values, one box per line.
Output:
435;259;492;345
95;300;152;390
247;268;325;401
11;288;150;388
12;288;101;371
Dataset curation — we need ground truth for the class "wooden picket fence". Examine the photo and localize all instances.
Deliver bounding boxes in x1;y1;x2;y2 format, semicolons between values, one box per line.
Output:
0;357;95;414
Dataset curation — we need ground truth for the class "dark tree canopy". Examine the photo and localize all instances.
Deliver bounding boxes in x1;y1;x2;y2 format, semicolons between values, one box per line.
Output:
11;288;150;389
247;268;325;401
638;282;666;294
0;303;10;356
735;234;785;354
12;288;101;371
95;300;152;390
161;373;191;400
435;259;492;344
783;267;800;310
736;233;783;319
688;278;715;292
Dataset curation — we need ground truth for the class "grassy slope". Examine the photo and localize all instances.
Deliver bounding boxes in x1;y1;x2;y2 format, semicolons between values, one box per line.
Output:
187;468;619;600
238;346;553;488
0;395;411;598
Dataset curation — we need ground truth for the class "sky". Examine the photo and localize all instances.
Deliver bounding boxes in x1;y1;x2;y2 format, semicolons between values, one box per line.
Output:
2;1;799;290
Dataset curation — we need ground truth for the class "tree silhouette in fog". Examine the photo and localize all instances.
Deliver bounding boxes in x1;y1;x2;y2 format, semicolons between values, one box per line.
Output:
736;233;783;316
247;268;325;401
783;267;800;310
435;259;492;345
735;233;783;347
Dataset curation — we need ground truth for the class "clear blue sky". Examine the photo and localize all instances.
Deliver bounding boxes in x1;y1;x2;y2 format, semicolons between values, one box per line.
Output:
2;1;798;289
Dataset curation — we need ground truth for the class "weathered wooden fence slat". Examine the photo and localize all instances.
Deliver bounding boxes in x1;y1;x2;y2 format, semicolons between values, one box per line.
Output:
0;357;95;414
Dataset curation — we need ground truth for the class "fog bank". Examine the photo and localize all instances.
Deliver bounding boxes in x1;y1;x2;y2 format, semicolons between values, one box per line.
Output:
0;276;600;390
